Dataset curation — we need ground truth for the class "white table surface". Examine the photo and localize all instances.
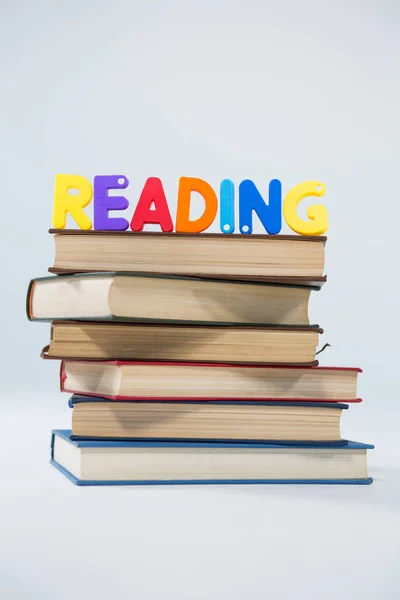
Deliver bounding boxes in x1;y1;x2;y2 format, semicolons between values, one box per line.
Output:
1;394;399;600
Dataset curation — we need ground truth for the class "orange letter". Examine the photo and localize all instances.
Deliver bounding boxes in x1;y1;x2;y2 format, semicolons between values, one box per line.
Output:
176;177;218;233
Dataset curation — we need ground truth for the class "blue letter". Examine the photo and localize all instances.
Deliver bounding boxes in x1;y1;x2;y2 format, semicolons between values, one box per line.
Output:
239;179;282;234
220;179;235;234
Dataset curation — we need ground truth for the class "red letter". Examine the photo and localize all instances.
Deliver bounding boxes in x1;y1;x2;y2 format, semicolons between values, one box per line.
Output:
130;177;173;232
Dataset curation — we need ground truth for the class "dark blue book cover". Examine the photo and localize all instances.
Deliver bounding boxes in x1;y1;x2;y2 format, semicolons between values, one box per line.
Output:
68;396;349;445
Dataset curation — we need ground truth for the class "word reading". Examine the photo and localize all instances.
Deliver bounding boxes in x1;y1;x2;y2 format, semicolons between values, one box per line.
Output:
52;175;328;236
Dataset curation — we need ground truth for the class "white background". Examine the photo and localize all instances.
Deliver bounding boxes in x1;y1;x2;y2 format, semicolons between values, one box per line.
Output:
1;1;400;598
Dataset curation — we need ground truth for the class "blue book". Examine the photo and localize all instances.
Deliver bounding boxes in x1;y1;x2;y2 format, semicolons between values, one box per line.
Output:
51;429;374;486
68;396;349;444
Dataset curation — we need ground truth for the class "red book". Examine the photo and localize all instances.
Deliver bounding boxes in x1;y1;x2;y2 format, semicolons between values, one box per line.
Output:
60;360;362;403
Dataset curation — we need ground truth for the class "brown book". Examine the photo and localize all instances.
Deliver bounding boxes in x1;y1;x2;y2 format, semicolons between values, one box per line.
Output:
43;321;323;365
27;272;317;326
48;230;327;286
70;398;346;442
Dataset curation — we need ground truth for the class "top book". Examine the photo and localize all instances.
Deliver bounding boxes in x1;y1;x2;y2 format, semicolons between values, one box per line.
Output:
48;230;327;285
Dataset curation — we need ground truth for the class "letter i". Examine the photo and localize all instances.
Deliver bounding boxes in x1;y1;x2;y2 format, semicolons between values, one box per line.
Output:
220;179;235;234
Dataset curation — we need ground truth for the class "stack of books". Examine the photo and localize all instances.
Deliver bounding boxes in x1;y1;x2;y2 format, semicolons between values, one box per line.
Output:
27;229;373;485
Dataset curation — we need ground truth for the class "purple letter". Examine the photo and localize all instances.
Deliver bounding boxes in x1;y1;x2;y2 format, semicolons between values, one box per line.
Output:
93;175;130;231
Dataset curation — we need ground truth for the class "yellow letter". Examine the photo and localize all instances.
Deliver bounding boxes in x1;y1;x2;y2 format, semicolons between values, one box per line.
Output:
52;174;93;230
283;181;328;236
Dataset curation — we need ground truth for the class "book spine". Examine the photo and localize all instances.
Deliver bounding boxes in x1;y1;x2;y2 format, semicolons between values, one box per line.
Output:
50;431;56;461
26;279;36;320
60;361;66;392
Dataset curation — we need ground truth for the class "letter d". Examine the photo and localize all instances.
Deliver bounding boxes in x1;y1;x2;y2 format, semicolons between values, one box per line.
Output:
176;177;218;233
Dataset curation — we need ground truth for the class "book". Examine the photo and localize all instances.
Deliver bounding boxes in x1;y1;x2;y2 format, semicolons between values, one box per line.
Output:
61;361;362;402
43;321;322;365
48;230;327;286
68;396;348;442
51;429;374;485
27;272;317;327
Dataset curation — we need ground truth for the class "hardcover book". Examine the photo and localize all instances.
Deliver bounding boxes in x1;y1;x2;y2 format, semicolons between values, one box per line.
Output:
42;321;322;365
27;272;318;327
51;429;374;486
60;361;362;402
68;395;349;443
48;230;327;285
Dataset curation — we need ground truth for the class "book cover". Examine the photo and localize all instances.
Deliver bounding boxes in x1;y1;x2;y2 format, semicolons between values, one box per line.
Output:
68;395;350;445
26;271;320;325
50;430;374;486
48;230;327;286
60;361;363;402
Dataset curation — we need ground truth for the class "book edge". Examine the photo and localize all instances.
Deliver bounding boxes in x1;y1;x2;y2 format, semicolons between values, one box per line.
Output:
48;229;327;243
50;459;373;485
